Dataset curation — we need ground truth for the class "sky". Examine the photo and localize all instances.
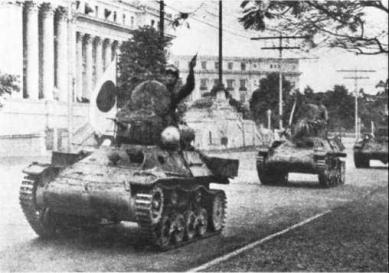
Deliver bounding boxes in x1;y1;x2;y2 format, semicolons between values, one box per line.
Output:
166;0;389;94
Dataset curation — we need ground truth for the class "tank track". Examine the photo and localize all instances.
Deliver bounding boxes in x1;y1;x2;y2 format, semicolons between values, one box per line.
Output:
354;152;370;168
135;185;226;250
20;175;98;237
19;175;56;238
256;153;288;186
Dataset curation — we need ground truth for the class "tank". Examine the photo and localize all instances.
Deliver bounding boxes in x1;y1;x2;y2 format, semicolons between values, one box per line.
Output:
19;80;239;250
256;104;346;187
353;125;388;168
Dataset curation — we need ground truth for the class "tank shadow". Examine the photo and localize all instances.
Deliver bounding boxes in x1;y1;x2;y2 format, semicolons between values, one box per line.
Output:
284;181;326;189
366;166;388;170
29;223;144;251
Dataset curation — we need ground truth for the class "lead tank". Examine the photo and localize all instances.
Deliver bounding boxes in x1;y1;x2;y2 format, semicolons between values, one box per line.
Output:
256;104;346;187
19;80;239;250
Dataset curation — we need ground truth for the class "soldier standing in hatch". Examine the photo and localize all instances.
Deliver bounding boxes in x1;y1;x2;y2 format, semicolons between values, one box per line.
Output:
164;54;197;126
293;97;329;140
162;55;197;149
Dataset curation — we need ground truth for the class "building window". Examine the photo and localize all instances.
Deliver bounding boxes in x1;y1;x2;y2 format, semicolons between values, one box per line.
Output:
122;14;126;24
215;62;219;70
226;79;234;90
85;3;93;15
104;9;111;20
239;79;247;91
95;6;99;17
213;79;219;87
228;62;233;70
131;16;135;28
270;64;273;68
200;79;208;91
113;11;117;22
241;62;246;71
201;61;207;70
151;19;155;27
209;131;212;145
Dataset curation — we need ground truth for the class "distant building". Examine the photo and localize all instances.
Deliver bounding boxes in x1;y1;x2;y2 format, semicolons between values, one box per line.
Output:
0;0;173;155
170;55;301;105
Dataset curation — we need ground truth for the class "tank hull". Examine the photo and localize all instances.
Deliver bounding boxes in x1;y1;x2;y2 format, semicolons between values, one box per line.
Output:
257;137;346;187
354;136;388;167
20;145;238;250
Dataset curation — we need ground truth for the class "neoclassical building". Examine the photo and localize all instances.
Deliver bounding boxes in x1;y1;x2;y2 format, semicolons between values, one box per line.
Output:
0;0;173;155
0;1;300;156
171;55;301;105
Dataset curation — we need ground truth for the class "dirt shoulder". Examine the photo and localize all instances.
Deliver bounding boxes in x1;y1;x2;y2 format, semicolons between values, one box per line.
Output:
207;185;388;272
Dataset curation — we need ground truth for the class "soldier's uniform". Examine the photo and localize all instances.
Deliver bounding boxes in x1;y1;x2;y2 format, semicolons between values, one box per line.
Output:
293;103;329;140
164;65;195;126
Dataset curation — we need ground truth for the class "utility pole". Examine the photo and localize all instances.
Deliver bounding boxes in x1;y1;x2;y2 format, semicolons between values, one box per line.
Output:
337;69;375;139
251;35;308;129
159;0;164;39
217;0;224;92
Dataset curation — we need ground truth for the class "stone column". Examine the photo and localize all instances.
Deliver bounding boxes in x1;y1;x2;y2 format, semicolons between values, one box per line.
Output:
41;3;55;100
103;39;112;70
95;37;103;84
25;1;39;99
76;32;83;101
0;2;23;98
56;6;68;102
84;34;93;100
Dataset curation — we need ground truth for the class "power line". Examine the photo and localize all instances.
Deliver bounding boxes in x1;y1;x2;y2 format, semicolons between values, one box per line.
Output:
163;2;252;39
251;35;309;129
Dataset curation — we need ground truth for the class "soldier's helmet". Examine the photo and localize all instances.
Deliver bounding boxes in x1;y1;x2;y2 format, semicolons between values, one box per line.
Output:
161;126;181;150
165;64;179;78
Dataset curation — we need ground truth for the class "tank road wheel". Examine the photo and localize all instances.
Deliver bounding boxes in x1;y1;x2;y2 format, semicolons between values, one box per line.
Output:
209;191;226;232
156;215;172;249
354;153;370;168
150;187;164;224
318;169;331;188
171;213;185;244
338;161;346;185
19;175;60;238
195;208;208;237
184;210;196;240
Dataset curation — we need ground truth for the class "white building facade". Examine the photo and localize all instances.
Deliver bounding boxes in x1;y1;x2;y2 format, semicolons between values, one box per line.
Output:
171;55;301;105
0;0;172;155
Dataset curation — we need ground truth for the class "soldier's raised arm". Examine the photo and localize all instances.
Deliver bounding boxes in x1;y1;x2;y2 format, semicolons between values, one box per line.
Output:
172;54;197;105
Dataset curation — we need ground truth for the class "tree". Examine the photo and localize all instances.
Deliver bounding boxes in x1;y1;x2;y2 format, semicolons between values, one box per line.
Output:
240;1;388;55
249;73;294;126
117;26;172;106
321;85;354;130
0;72;20;107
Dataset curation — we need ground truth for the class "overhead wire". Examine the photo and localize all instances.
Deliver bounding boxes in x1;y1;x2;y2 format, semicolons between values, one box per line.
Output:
162;1;253;39
161;1;316;59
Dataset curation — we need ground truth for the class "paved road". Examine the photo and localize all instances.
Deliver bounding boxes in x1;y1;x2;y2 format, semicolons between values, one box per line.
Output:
0;142;387;271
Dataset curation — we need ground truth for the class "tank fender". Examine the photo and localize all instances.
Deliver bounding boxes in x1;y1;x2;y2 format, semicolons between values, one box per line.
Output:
22;162;54;176
353;142;364;149
327;151;347;157
257;148;269;156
